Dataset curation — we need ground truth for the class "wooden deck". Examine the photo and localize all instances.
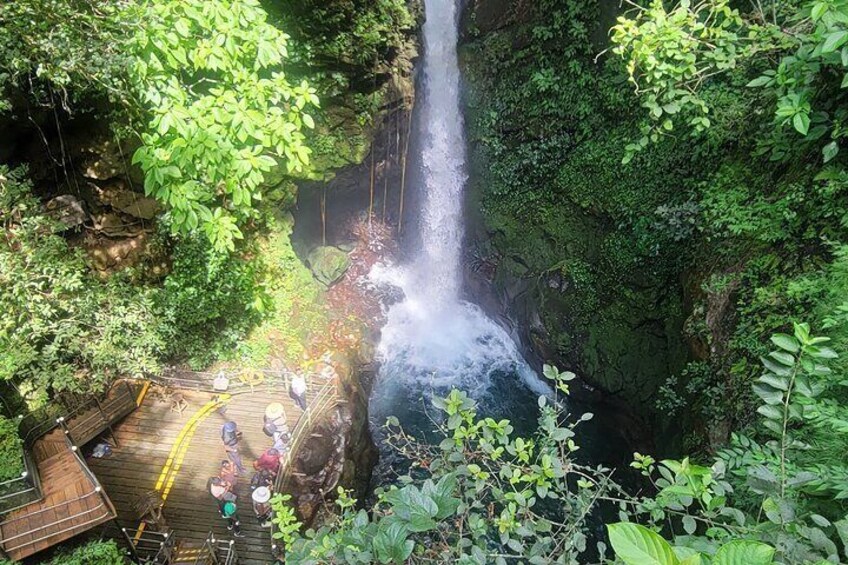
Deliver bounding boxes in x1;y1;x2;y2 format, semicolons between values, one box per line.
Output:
0;382;138;561
0;429;115;561
89;384;318;565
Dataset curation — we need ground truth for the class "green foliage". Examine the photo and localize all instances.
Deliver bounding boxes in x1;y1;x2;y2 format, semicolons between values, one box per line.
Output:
283;369;610;564
611;0;746;162
0;0;137;112
269;0;415;79
0;540;126;565
232;214;327;367
270;492;302;552
156;234;264;368
612;323;848;564
0;415;23;482
130;0;319;252
0;166;164;394
45;539;126;565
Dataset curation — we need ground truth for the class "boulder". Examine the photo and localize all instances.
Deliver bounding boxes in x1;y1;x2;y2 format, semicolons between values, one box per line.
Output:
45;194;87;230
307;246;351;287
109;190;159;220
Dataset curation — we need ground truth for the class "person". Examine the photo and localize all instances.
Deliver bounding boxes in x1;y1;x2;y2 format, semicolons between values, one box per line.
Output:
289;374;307;411
263;403;289;444
252;486;273;527
208;476;236;516
272;426;291;454
250;468;274;492
221;501;245;537
254;447;281;475
221;421;245;473
219;459;238;487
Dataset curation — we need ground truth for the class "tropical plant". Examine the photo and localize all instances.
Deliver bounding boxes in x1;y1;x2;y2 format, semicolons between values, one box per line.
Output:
275;366;616;564
0;0;138;112
130;0;319;252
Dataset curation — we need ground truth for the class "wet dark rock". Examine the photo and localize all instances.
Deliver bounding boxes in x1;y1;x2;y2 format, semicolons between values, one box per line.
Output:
307;246;352;287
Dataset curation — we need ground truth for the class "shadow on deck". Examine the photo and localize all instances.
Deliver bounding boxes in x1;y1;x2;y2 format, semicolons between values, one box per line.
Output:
89;384;321;565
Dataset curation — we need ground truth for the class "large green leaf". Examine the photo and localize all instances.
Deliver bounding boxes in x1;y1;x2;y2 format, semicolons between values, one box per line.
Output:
823;30;848;54
607;523;679;565
372;522;414;564
771;334;799;353
713;540;774;565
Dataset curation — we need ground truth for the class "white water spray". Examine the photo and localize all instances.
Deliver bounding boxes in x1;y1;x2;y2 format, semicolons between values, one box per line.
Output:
371;0;548;405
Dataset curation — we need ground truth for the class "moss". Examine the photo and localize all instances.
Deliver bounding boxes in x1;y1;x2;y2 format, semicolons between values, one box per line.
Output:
232;214;329;368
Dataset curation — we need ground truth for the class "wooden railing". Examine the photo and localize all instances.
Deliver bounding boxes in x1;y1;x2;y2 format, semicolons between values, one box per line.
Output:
269;377;342;557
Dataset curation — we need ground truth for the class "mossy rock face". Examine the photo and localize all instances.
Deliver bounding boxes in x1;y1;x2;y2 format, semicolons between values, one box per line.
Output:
307;246;351;286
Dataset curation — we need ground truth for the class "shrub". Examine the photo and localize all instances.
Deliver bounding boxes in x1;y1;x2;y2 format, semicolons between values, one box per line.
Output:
0;415;23;482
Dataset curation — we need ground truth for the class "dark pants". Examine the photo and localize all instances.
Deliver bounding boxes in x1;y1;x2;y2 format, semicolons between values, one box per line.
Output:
289;389;307;411
227;448;246;473
226;514;241;534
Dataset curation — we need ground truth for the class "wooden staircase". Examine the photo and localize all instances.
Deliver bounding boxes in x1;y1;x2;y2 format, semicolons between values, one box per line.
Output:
0;382;138;561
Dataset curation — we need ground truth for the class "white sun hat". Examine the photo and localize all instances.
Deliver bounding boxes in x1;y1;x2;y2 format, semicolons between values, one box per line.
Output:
252;486;271;504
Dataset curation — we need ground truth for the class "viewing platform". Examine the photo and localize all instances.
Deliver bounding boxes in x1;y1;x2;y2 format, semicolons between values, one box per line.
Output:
0;381;138;561
0;368;341;564
90;371;334;565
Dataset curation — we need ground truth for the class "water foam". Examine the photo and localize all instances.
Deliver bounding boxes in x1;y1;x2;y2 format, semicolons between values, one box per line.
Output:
371;0;548;410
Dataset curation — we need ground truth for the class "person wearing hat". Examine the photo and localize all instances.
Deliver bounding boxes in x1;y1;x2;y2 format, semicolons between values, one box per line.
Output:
263;403;291;451
221;421;246;473
221;500;245;537
252;486;273;527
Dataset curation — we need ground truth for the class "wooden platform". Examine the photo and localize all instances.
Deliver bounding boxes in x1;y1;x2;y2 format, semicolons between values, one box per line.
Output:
89;384;318;565
0;429;115;561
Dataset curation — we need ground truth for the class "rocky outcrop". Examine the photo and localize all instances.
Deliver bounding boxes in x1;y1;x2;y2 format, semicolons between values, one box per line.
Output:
459;0;688;451
307;246;352;287
286;353;377;526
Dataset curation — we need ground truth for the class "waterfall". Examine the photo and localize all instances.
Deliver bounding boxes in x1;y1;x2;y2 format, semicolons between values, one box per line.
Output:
370;0;548;423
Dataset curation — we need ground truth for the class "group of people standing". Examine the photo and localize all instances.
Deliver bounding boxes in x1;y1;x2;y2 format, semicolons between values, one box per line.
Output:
207;374;308;538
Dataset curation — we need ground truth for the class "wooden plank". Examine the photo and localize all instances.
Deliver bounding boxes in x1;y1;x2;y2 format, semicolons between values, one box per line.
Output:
86;388;322;565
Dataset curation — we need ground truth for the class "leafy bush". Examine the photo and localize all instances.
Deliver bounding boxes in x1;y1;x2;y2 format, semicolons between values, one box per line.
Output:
0;166;163;394
283;324;848;564
46;540;126;565
130;0;318;252
0;0;137;112
156;235;264;368
0;415;23;482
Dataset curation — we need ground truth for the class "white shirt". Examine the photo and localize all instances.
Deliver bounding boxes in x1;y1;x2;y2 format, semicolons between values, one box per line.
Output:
291;375;306;395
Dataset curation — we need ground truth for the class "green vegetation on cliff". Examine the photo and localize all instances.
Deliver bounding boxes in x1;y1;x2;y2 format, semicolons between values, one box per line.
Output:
461;0;848;454
0;0;415;402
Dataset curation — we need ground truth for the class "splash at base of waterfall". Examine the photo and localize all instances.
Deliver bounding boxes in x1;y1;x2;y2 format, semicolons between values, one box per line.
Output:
368;263;551;432
378;297;546;394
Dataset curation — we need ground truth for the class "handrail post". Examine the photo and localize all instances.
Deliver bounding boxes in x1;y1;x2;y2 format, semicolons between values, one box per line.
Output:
56;416;72;445
121;527;140;563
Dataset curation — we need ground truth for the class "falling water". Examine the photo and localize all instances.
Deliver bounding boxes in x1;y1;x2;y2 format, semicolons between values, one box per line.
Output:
370;0;548;428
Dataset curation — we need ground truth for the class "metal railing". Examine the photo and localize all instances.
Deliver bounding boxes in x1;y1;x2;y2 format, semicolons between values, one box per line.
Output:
149;368;299;395
269;378;342;557
121;528;175;564
0;426;115;556
121;529;238;565
0;380;138;514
